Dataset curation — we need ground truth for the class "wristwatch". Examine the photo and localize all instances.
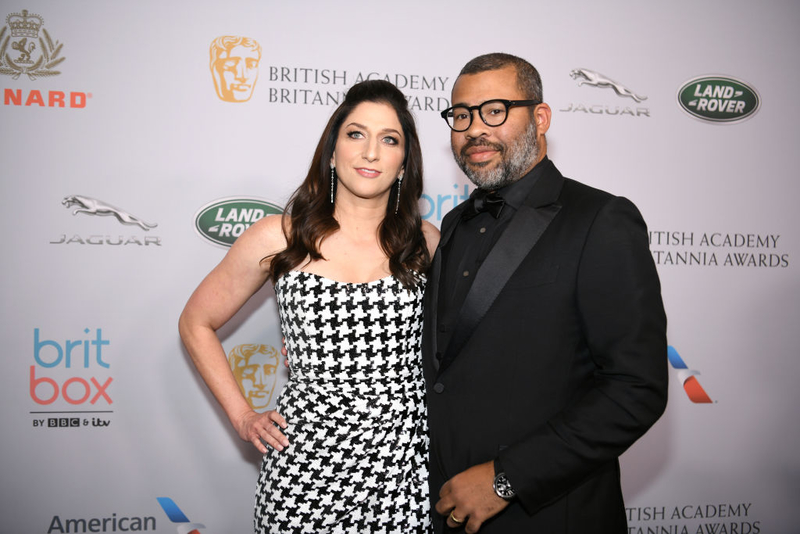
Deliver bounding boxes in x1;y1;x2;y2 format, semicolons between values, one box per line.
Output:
493;458;516;500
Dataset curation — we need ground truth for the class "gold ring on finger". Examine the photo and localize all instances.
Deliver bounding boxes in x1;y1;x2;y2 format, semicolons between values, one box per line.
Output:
449;511;464;524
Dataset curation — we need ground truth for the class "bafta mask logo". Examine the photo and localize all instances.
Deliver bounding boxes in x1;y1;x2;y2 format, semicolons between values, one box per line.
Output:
227;344;279;411
210;36;261;103
0;9;66;80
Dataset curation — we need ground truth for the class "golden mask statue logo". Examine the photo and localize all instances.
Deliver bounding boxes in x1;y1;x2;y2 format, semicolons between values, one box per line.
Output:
0;9;65;80
210;36;261;103
227;344;279;411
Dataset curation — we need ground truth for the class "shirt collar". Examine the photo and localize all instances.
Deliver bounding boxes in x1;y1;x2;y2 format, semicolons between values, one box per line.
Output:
493;156;549;210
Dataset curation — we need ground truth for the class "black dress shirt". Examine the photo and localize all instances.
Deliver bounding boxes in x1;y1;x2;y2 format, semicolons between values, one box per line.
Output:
437;158;549;358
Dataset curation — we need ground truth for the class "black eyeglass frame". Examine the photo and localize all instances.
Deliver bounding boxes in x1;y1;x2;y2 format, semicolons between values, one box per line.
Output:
440;99;541;132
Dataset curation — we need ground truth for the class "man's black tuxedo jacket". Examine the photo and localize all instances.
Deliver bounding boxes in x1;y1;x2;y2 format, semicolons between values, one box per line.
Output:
423;159;668;533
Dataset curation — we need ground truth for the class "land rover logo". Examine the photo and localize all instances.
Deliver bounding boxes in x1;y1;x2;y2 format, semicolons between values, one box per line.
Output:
194;197;282;247
678;76;760;123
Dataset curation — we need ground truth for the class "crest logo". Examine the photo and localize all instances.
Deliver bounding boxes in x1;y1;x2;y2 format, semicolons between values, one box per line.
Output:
0;9;65;80
194;197;282;248
210;36;261;102
678;75;760;123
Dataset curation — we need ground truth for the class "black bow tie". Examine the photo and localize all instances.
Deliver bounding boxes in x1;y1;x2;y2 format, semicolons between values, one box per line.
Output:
462;189;505;220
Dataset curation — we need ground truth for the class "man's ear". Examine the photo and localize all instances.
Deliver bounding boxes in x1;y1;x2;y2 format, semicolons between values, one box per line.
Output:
534;103;552;136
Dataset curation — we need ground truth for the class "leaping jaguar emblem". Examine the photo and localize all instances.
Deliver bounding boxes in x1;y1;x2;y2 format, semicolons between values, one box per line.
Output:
569;68;647;103
62;195;158;231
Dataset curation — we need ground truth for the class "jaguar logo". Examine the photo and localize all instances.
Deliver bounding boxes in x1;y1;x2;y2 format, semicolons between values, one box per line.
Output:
62;195;157;231
569;68;647;102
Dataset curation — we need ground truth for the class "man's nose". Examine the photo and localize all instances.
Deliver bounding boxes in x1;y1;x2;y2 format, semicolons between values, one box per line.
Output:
464;108;489;139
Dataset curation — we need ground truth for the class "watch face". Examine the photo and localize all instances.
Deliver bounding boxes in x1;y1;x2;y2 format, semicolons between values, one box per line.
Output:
494;473;516;500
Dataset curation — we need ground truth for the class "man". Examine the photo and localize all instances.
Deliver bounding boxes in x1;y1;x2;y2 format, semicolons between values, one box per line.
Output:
209;35;261;102
424;53;667;533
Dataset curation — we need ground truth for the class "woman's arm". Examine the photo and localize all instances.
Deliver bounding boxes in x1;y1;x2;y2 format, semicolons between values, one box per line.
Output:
178;215;290;453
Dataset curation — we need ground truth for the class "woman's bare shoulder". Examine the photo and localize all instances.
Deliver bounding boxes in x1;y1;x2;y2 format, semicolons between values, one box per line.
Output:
229;214;288;260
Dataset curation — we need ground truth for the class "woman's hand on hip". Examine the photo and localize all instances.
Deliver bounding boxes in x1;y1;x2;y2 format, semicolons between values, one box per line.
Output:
236;409;289;454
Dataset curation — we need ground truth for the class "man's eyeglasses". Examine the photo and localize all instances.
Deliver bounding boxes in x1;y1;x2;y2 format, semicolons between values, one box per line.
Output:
440;99;541;132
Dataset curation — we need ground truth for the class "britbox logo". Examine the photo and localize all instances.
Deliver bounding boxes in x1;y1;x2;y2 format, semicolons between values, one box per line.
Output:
30;327;112;407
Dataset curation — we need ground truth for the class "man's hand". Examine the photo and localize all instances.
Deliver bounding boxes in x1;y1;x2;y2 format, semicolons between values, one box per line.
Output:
435;461;510;533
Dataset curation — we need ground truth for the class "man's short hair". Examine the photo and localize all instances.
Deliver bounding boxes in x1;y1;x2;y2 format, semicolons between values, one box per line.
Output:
460;52;543;102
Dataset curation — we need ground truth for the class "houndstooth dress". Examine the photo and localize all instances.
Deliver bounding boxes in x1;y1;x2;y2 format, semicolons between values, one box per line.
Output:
255;270;431;534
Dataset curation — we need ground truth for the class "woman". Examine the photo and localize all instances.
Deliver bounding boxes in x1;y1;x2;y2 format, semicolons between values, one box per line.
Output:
179;80;439;533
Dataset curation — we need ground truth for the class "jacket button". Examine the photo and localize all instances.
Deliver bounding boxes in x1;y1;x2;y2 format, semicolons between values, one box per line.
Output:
433;383;445;394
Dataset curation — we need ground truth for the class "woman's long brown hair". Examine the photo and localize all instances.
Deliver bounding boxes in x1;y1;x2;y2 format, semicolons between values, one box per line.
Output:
265;80;429;288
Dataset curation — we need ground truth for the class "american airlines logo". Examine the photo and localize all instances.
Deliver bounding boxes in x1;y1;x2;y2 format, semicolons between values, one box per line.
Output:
668;346;712;404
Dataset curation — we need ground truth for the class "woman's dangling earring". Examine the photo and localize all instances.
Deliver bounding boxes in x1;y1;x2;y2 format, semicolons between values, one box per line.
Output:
394;172;403;215
330;164;336;204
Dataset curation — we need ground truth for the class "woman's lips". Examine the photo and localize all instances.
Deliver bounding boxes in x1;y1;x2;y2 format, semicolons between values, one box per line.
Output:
356;167;381;178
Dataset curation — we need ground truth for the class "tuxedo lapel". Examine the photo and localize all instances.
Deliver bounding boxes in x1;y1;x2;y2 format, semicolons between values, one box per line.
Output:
424;202;468;372
424;245;442;372
437;203;466;250
437;164;564;377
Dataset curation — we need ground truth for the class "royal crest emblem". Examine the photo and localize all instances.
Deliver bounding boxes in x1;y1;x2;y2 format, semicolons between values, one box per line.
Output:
0;9;65;80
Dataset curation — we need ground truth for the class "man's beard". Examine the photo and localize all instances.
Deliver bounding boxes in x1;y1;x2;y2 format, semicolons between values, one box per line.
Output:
453;121;538;190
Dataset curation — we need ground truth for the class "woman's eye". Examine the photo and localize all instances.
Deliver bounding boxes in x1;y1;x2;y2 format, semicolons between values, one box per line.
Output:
383;136;399;145
346;131;364;139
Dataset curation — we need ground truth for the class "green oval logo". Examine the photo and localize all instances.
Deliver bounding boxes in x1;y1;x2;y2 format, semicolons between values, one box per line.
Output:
194;197;283;247
678;76;760;123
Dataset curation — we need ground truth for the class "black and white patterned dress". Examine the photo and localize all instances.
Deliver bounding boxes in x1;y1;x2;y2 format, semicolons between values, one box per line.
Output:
255;271;431;534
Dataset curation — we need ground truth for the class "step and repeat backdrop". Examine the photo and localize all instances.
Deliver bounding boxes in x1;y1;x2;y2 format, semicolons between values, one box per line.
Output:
2;1;798;533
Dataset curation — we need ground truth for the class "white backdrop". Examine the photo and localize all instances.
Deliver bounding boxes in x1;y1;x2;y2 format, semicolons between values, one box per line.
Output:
2;1;798;532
